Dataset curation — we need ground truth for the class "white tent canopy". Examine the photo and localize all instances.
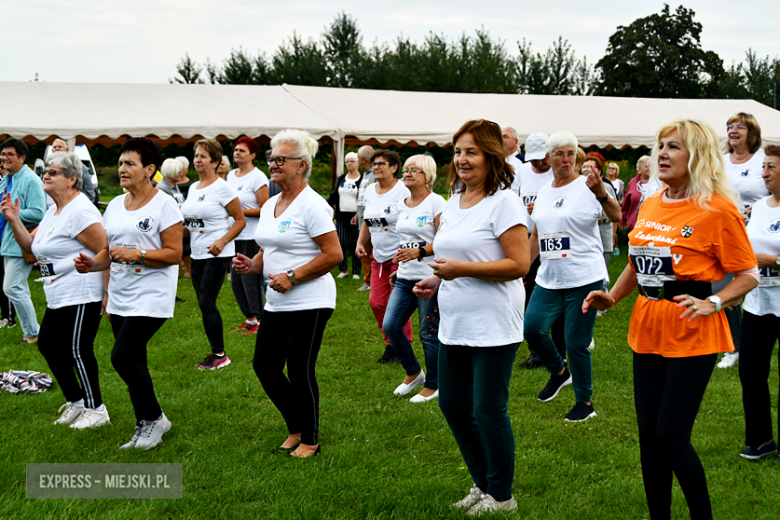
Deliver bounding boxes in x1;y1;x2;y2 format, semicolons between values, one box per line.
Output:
2;81;780;175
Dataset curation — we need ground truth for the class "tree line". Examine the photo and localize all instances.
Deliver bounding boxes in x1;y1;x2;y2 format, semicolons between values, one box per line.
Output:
172;5;778;107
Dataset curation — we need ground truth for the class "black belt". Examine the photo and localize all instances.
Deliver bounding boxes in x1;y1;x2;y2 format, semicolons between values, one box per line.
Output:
637;280;711;302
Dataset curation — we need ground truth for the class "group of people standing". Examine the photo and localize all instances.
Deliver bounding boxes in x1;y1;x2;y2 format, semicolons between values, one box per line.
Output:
4;107;779;518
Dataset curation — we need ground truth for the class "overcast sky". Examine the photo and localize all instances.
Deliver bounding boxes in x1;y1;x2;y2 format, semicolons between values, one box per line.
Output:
4;0;778;84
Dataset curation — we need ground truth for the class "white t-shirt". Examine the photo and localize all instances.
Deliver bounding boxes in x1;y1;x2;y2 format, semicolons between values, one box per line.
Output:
31;193;104;309
103;191;183;318
434;189;527;347
338;174;360;213
610;178;625;200
362;181;411;263
744;196;780;316
518;162;554;234
725;150;769;209
181;178;239;259
532;176;608;290
395;193;446;281
226;167;269;241
506;154;524;195
254;185;336;312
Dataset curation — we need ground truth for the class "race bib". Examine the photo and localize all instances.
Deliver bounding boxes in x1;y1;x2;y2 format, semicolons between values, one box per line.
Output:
400;240;428;249
521;191;538;207
758;267;780;288
629;245;676;286
36;256;56;277
539;232;571;260
110;263;146;275
365;217;389;232
183;215;205;233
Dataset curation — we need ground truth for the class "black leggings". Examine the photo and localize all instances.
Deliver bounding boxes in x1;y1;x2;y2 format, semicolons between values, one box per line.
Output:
739;310;780;447
110;315;167;423
335;219;361;275
37;302;103;408
0;260;15;322
253;308;333;446
633;352;717;520
230;240;265;320
191;257;230;354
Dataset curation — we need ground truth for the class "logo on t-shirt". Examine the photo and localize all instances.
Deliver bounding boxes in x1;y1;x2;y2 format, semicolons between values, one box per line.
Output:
383;204;395;215
278;221;291;233
236;185;244;192
197;193;209;202
740;169;750;177
416;216;427;227
768;219;780;233
136;216;155;233
553;196;567;210
681;225;694;238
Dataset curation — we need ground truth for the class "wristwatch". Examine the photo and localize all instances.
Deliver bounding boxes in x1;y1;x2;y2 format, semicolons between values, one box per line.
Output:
597;194;609;203
286;269;296;285
140;250;147;264
775;255;780;267
417;246;426;262
707;295;722;312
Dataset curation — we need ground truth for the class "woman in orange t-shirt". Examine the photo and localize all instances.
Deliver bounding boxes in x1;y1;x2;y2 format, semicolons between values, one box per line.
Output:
584;120;758;520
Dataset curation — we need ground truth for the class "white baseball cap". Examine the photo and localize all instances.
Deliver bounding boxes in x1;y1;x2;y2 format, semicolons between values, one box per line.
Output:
524;132;549;161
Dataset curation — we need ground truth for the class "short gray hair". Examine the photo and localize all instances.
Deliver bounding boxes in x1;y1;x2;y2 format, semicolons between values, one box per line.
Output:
637;155;651;170
161;158;183;179
357;145;374;161
404;154;437;191
545;131;578;156
46;151;83;190
503;126;519;142
176;156;190;170
345;152;358;163
270;129;318;180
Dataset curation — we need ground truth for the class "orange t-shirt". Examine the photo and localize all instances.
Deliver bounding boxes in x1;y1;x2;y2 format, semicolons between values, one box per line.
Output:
627;192;756;357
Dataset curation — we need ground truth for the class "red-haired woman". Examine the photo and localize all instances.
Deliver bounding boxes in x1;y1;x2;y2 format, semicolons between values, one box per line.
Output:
414;120;529;515
227;137;269;335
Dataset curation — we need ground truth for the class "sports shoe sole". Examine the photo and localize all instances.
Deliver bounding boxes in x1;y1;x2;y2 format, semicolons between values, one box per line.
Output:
197;359;232;370
564;411;598;423
739;448;778;460
538;374;573;402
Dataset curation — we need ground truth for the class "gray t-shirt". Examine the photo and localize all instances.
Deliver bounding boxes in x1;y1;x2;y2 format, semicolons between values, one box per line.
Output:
598;181;617;251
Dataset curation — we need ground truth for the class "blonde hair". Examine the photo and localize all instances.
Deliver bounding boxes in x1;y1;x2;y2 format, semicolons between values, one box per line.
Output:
651;119;740;211
161;158;183;179
404;154;437;191
270;129;318;180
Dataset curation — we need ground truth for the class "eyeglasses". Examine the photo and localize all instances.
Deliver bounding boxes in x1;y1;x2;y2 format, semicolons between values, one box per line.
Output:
371;161;389;168
266;154;303;167
401;168;425;175
727;124;746;131
552;151;576;159
43;169;63;177
607;167;617;170
0;152;19;159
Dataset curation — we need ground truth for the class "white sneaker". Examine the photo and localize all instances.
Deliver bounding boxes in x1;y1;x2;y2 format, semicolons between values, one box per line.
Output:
71;406;111;429
393;371;425;396
54;402;85;425
467;494;518;516
450;485;486;510
134;413;172;450
409;389;439;403
352;274;360;280
718;352;739;369
588;338;595;350
356;283;370;292
337;272;348;278
120;426;142;450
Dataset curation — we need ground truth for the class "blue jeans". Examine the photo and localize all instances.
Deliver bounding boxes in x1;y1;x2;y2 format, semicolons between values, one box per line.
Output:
3;256;39;338
524;280;601;404
382;277;439;390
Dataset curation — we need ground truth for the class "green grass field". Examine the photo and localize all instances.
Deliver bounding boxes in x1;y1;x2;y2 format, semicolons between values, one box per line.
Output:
1;253;778;519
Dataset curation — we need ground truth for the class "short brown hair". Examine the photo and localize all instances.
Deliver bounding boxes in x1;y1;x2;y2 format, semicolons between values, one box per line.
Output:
726;112;762;154
448;119;514;195
195;138;223;165
370;150;401;177
765;144;780;160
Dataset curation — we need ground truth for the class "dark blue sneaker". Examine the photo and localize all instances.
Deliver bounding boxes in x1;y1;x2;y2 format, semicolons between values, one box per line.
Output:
537;368;572;402
739;441;777;460
564;402;597;422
